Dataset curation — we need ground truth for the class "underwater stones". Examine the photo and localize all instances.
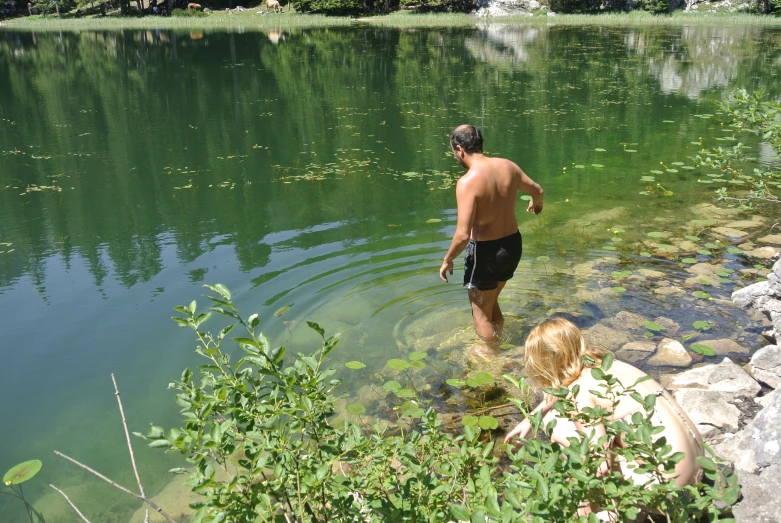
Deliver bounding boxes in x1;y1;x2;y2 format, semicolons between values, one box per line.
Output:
654;285;686;296
583;323;631;350
696;338;749;357
652;317;680;336
758;234;781;246
579;206;626;224
713;227;750;240
743;245;781;260
636;269;666;279
748;345;781;389
685;274;721;288
675;239;700;252
616;341;657;363
604;311;647;332
686;262;722;276
723;219;765;229
648;339;692;367
690;202;738;219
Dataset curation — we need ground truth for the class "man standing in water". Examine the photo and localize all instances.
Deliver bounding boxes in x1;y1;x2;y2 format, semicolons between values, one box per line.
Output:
439;125;544;344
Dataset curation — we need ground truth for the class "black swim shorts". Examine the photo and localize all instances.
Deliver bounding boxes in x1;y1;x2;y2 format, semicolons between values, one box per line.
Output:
463;230;522;291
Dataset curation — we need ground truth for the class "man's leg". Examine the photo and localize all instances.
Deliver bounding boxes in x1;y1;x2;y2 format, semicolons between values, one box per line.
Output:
492;281;507;337
468;287;500;341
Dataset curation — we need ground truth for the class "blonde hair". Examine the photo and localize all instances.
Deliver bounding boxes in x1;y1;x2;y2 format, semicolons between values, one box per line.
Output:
524;318;607;389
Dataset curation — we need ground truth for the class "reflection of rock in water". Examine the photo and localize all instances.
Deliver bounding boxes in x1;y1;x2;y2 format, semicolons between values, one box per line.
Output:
464;25;543;67
626;27;758;100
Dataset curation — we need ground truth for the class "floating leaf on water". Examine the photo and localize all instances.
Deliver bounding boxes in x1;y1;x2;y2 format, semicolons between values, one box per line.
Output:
662;120;675;123
387;359;410;371
690;344;715;356
611;237;623;243
274;305;291;317
643;321;665;332
640;252;652;257
666;169;679;173
408;350;427;361
706;174;723;178
692;321;711;331
603;245;618;251
345;361;366;370
682;166;696;170
643;331;655;338
647;232;665;238
537;256;550;262
462;415;479;427
473;372;494;386
727;247;744;254
611;270;632;278
681;258;698;264
446;378;466;387
611;286;627;293
409;360;425;369
640;176;656;182
520;195;532;201
611;228;626;233
478;416;499;430
704;243;720;249
395;388;415;398
696;278;712;285
402;172;418;177
671;162;685;166
698;180;714;184
426;218;442;223
347;403;366;416
693;291;711;299
649;170;664;175
719;278;732;284
383;381;402;391
625;149;637;153
697;250;711;256
592;164;604;168
499;343;514;350
685;235;700;242
664;190;674;196
715;268;733;277
729;180;746;185
3;460;42;485
402;407;425;418
574;165;585;169
594;148;607;152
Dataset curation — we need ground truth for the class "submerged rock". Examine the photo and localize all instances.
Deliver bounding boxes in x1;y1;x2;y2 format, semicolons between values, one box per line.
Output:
723;219;765;229
743;245;781;260
758;234;781;246
616;341;656;364
696;338;749;356
583;323;631;351
648;338;692;367
712;226;750;240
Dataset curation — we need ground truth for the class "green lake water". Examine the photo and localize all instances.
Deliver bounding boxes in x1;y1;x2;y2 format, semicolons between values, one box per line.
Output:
1;23;780;521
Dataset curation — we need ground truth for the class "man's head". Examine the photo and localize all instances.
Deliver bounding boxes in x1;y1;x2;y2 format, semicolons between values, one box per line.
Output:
450;125;483;168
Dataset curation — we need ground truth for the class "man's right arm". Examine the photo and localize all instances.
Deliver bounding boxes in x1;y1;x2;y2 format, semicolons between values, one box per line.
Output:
516;167;544;215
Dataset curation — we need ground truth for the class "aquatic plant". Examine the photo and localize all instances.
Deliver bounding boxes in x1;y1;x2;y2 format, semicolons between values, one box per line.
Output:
129;284;740;522
2;460;44;523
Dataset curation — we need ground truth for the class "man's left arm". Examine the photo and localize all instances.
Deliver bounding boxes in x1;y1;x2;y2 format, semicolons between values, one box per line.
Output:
439;179;476;282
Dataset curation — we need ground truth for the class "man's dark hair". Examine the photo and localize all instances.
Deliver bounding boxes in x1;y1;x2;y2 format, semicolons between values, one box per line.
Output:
450;125;483;154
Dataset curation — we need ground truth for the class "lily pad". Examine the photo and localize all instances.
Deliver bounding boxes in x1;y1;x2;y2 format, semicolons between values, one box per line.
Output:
697;250;711;256
692;321;711;331
3;460;42;485
692;291;711;299
666;169;679;173
395;388;415;398
408;351;427;361
478;416;499;430
647;232;665;238
594;148;607;152
715;268;733;277
643;321;665;332
383;380;402;391
445;378;466;387
640;176;656;182
347;403;365;416
603;245;617;251
387;359;410;371
409;360;425;369
682;166;696;170
611;286;627;294
345;361;366;370
274;305;291;317
592;164;604;168
690;344;715;356
473;372;494;386
727;247;744;255
625;149;637;153
649;170;664;175
462;415;479;427
499;343;514;350
577;220;592;227
611;237;623;243
426;218;442;223
685;235;700;241
671;162;685;166
574;164;585;169
681;258;698;264
704;243;720;249
639;252;652;257
611;271;632;278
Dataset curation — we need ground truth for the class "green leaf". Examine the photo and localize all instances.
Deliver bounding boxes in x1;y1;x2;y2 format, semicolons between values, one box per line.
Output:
204;283;231;301
446;378;465;387
449;504;471;520
611;286;627;294
601;352;614;371
691;344;715;356
345;361;366;370
473;372;494;386
387;359;410;371
383;380;401;392
408;350;427;361
3;460;42;485
347;403;365;416
307;321;325;338
647;232;665;238
478;416;499;430
693;291;711;299
692;320;712;331
643;321;665;332
274;305;291;317
462;415;479;427
681;258;698;264
247;314;259;329
727;247;744;254
696;456;718;472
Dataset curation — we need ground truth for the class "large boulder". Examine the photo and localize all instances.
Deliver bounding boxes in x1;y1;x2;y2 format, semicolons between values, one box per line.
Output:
748;345;781;389
660;358;761;401
674;389;741;438
732;259;781;343
733;464;781;523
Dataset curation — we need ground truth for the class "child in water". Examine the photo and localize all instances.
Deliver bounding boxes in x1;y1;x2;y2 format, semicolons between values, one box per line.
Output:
504;318;703;490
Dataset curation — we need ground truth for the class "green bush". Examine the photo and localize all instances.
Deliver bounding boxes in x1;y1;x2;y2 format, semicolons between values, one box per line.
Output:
170;7;208;16
139;284;740;522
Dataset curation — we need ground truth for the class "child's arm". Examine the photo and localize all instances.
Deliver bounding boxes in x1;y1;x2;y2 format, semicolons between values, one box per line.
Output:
503;395;557;443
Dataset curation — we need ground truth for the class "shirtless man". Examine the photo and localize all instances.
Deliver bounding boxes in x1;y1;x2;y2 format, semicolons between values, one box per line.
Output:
439;124;544;343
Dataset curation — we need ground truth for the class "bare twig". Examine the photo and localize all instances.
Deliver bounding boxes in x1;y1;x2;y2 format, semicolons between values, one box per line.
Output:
111;373;146;498
49;484;91;523
53;451;176;523
144;509;149;523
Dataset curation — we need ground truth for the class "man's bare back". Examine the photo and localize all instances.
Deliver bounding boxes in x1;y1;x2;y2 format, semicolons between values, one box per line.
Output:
439;124;544;344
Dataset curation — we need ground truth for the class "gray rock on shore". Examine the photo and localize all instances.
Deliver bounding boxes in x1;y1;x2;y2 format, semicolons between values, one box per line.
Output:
747;345;781;389
732;259;781;344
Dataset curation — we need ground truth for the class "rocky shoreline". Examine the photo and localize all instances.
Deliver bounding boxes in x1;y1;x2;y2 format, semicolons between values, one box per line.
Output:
662;258;781;522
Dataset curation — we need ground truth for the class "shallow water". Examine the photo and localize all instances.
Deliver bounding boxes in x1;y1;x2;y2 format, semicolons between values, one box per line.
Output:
1;23;780;521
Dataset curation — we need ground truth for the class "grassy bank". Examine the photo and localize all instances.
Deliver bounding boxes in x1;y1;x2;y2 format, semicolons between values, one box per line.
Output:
2;9;781;31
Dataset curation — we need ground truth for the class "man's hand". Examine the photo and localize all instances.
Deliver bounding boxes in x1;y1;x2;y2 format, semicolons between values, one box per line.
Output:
527;198;543;215
503;419;531;445
439;259;454;282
